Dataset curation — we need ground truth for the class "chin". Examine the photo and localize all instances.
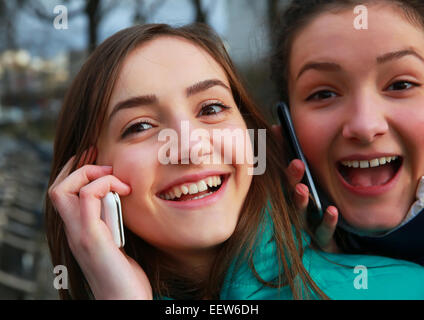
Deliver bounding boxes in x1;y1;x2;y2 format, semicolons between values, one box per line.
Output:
176;228;235;251
342;206;407;233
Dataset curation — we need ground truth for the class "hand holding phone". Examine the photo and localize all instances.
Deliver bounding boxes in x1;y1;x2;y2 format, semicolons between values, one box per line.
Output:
49;158;152;298
101;192;125;248
277;102;324;226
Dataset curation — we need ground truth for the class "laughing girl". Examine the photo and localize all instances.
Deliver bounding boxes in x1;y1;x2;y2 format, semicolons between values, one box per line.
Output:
272;0;424;264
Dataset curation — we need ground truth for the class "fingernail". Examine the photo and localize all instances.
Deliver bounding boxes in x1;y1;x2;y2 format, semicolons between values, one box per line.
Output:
101;166;113;170
289;163;299;175
326;206;337;217
295;184;308;196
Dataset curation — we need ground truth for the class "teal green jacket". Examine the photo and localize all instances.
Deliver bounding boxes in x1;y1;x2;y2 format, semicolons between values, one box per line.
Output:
220;224;424;300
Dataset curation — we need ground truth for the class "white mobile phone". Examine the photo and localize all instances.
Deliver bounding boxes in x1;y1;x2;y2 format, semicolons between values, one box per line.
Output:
100;192;125;248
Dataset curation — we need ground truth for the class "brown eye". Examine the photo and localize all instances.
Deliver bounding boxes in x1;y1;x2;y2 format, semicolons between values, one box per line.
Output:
306;90;338;101
121;121;153;139
387;81;418;91
198;103;230;117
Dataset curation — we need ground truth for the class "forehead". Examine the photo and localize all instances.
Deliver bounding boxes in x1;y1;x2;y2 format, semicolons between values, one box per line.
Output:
114;36;229;94
290;4;424;73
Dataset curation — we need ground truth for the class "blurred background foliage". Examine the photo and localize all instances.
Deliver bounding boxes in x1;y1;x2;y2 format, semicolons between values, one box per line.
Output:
0;0;289;299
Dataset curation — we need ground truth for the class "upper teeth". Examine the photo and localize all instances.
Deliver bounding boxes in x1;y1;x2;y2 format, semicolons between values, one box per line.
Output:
160;175;222;200
341;156;398;168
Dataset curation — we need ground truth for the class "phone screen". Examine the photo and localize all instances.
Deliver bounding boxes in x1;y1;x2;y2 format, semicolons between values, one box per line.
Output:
277;102;324;227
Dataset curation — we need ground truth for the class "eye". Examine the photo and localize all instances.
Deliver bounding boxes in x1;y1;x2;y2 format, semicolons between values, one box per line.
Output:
386;80;420;91
197;102;230;117
121;121;153;139
306;90;338;101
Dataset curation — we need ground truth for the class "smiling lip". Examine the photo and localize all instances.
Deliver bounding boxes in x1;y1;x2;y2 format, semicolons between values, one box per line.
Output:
157;173;230;209
336;153;403;197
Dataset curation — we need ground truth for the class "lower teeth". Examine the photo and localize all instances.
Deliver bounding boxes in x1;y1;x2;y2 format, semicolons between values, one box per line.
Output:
190;191;213;200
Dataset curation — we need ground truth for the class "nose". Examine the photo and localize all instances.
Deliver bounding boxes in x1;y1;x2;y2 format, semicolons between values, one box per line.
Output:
342;94;389;144
167;118;214;165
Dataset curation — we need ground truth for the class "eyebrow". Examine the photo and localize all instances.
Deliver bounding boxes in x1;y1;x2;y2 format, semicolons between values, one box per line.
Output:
296;62;342;80
109;94;157;122
186;79;230;97
108;79;231;122
296;49;424;81
376;49;424;64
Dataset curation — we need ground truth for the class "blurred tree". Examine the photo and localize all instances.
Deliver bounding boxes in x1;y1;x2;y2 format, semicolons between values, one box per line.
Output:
267;0;279;34
190;0;217;25
27;0;169;53
191;0;207;24
266;0;287;43
27;0;118;53
0;0;26;51
85;0;101;53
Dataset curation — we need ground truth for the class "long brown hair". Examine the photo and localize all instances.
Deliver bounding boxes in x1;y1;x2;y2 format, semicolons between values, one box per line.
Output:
45;23;326;300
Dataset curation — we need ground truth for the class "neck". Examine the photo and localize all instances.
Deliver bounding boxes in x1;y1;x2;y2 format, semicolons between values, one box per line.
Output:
162;245;219;280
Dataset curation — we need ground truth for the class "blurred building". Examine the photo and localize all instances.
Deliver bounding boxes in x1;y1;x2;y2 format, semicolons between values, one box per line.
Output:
0;50;65;300
0;49;69;110
0;134;57;299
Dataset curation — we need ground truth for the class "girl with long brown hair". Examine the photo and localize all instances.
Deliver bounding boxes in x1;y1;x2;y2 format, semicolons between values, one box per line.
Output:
45;23;324;300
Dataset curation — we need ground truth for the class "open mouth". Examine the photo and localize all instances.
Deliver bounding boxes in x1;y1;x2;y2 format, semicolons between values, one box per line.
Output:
157;174;228;202
337;156;403;187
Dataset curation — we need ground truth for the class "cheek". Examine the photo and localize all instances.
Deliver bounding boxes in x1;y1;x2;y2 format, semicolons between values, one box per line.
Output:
110;144;160;232
392;110;424;176
111;144;158;191
212;121;250;166
292;111;331;170
399;108;424;145
212;120;252;196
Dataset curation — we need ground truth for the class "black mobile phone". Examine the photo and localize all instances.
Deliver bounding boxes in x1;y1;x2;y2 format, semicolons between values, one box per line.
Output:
277;102;324;226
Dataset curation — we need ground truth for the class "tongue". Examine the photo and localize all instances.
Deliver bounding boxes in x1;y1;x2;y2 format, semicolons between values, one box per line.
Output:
345;165;395;187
